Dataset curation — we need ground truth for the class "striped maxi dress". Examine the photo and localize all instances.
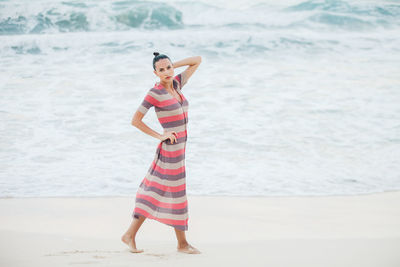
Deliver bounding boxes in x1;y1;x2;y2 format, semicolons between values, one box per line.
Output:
132;72;189;231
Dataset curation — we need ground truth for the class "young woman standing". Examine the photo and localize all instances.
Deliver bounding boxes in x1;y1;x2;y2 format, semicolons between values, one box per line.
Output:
121;53;202;254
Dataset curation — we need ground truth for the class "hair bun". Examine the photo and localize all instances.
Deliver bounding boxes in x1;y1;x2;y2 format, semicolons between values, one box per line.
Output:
153;52;160;57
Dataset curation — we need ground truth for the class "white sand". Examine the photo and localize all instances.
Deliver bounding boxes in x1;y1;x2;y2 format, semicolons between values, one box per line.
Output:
1;191;399;267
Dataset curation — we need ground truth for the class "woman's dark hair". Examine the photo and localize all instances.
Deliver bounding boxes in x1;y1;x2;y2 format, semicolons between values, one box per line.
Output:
153;51;171;71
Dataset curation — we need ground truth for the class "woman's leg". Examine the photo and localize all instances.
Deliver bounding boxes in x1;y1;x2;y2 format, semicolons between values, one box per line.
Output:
121;215;146;253
174;228;201;254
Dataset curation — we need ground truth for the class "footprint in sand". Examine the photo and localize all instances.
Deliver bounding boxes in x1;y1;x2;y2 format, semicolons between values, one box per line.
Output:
145;252;169;259
44;250;122;256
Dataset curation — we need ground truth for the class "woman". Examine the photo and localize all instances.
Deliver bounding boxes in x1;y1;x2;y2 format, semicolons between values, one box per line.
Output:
121;52;202;254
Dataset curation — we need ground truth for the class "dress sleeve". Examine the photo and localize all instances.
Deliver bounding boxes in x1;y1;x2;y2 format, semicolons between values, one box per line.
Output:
174;71;187;89
136;90;158;115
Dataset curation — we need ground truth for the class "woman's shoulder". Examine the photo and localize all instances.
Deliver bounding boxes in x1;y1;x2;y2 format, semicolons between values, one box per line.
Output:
145;85;165;99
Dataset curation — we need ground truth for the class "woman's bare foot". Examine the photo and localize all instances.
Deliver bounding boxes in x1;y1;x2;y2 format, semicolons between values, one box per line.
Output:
128;239;144;253
177;243;201;254
121;234;131;246
121;234;144;253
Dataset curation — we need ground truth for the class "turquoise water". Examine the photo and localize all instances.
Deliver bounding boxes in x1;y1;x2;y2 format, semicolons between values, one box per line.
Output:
1;0;400;197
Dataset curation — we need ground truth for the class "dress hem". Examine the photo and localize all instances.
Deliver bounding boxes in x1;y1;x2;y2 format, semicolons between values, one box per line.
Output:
132;211;188;231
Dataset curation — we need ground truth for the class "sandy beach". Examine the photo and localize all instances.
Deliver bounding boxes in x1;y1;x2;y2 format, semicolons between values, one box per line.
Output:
1;191;399;267
2;0;400;266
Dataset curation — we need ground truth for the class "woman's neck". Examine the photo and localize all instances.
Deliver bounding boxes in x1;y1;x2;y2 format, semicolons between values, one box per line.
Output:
159;80;173;90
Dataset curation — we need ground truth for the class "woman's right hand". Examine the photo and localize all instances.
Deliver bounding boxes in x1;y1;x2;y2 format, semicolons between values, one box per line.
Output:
160;131;178;144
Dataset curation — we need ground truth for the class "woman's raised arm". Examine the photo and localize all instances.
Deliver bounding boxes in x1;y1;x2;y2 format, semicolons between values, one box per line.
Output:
172;56;202;86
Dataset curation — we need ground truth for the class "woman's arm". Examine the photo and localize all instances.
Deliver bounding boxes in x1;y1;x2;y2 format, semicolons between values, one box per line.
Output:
132;111;163;140
172;56;202;84
132;111;178;144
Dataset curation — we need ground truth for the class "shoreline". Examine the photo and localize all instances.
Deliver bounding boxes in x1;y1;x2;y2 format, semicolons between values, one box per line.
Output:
1;188;400;199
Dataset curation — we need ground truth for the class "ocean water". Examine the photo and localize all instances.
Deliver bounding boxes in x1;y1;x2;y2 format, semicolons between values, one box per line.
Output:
1;0;399;198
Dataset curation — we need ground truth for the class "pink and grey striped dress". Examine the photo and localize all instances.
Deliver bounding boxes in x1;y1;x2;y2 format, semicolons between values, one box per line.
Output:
132;72;189;231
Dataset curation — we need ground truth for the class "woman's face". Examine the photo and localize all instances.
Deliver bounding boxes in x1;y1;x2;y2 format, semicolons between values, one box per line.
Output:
154;58;174;83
